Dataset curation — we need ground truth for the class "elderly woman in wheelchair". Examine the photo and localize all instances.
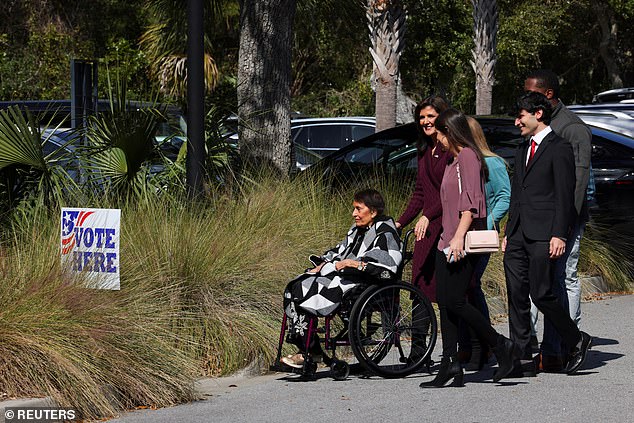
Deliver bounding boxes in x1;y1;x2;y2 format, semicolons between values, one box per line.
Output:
276;189;437;379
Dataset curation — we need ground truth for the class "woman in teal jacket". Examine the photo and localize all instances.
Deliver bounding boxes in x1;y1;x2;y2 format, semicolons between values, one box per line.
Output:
458;117;511;369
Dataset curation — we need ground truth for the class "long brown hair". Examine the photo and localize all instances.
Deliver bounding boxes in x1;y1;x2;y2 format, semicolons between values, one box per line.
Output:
435;109;489;180
466;116;498;158
413;95;450;154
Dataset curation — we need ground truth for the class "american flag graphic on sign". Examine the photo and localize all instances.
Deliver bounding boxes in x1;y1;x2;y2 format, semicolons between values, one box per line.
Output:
60;207;121;290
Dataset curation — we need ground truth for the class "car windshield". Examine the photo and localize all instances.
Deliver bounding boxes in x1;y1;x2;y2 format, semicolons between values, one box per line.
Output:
336;137;410;164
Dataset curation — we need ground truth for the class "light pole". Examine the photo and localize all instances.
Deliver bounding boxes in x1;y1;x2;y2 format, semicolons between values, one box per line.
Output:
186;0;205;197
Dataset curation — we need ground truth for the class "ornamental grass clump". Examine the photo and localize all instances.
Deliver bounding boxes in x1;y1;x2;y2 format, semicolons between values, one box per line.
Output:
0;209;197;419
120;175;352;375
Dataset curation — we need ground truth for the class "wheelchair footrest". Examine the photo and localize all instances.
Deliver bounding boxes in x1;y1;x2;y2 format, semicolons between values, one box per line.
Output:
270;362;297;373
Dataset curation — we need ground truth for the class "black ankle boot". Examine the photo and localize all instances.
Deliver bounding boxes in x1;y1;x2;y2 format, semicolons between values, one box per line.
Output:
419;356;464;388
493;335;519;382
480;343;492;369
466;342;490;371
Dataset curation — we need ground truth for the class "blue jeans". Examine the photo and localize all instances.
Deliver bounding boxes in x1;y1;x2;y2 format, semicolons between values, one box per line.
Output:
530;219;585;355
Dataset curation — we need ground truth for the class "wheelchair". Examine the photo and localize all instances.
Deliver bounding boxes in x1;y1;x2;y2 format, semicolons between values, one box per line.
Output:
270;229;438;380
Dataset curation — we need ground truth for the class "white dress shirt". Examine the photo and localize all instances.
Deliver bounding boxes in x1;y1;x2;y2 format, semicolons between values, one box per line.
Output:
526;126;553;165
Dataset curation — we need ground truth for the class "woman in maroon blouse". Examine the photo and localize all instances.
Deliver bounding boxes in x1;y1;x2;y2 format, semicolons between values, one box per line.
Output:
419;109;519;388
396;95;450;303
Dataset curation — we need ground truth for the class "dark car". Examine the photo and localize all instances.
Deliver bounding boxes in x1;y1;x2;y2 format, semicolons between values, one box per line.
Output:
313;117;522;181
314;117;634;225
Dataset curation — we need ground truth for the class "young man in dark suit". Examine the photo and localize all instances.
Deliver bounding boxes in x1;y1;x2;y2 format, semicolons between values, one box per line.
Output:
524;70;593;372
503;92;592;375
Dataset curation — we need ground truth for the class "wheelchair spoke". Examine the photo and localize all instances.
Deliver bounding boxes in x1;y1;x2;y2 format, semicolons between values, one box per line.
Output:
349;283;438;377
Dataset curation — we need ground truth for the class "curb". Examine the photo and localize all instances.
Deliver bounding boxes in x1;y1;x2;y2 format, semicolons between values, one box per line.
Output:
0;397;54;413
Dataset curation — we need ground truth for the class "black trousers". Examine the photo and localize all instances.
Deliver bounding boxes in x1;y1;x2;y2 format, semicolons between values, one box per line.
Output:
435;252;500;358
503;230;581;358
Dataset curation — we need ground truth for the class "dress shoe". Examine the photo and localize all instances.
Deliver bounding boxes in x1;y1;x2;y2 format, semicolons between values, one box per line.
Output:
420;356;464;388
493;336;520;382
566;331;592;374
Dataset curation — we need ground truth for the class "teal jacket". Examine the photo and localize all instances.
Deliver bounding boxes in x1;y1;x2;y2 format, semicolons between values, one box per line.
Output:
485;156;511;230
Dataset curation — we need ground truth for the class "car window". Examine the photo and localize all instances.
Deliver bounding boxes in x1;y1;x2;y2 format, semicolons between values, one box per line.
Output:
330;137;408;165
342;144;383;164
387;145;418;173
351;125;375;142
295;144;323;169
591;135;632;160
292;127;309;148
307;125;349;149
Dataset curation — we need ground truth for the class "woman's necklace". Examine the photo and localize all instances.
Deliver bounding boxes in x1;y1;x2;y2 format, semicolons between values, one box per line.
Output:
432;140;440;158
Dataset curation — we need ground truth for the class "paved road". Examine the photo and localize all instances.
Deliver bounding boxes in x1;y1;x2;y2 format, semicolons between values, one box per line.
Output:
111;294;634;423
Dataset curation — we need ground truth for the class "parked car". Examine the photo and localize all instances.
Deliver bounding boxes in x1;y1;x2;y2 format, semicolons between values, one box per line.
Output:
313;116;634;225
592;87;634;103
292;117;375;154
226;116;376;170
568;105;634;140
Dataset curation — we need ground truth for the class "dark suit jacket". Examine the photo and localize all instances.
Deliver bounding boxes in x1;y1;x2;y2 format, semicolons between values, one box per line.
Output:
506;131;576;241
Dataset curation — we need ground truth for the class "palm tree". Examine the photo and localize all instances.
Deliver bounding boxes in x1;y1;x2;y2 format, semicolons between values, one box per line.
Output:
140;0;221;106
470;0;498;115
81;76;175;199
367;0;406;132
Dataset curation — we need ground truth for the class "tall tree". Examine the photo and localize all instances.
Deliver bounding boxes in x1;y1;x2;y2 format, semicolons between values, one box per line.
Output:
592;0;624;88
140;0;221;108
471;0;498;115
367;0;406;132
237;0;296;176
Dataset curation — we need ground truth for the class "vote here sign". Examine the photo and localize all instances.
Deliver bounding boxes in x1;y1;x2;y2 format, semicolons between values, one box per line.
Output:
60;207;121;290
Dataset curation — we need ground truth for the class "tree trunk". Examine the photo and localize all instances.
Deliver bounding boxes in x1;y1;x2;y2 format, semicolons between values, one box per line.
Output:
396;79;416;124
475;79;493;115
592;0;623;88
376;78;397;131
470;0;498;115
367;0;406;132
237;0;296;176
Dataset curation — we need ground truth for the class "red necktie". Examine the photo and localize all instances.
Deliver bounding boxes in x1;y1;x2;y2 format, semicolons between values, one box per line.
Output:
528;138;537;165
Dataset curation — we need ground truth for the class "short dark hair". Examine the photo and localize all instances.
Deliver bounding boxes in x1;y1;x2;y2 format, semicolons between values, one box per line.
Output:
526;69;560;98
414;95;450;152
353;189;385;216
513;92;553;125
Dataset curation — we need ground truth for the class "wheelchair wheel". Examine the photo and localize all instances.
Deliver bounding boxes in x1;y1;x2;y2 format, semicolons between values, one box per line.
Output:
348;283;437;378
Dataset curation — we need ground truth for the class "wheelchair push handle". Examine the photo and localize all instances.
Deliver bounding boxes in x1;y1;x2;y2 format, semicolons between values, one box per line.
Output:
401;229;415;265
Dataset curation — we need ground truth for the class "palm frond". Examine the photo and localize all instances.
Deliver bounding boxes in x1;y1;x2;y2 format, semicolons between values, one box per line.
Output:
0;106;81;212
0;106;46;171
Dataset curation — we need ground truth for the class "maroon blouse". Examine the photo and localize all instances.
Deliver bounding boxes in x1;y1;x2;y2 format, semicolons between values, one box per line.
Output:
438;147;487;251
398;145;449;226
397;144;450;302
